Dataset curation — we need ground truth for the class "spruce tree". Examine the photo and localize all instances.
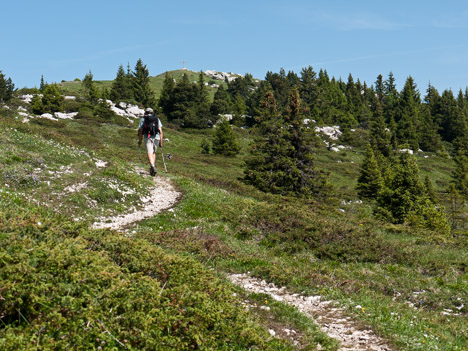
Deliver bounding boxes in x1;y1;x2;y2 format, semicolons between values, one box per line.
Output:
356;144;384;199
158;72;175;118
376;151;425;223
212;120;240;156
0;71;15;103
376;151;449;235
110;65;134;103
452;148;468;199
210;85;231;122
40;75;45;92
244;88;329;197
41;84;64;113
194;70;211;127
370;99;392;157
396;76;420;151
82;70;99;104
383;72;399;126
424;175;437;203
132;58;156;107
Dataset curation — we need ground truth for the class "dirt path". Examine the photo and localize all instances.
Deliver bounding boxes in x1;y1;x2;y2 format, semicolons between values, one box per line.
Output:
92;175;393;350
228;273;393;351
92;174;181;230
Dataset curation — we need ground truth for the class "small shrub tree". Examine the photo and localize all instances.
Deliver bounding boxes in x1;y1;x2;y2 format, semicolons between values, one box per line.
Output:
212;120;240;157
356;144;384;199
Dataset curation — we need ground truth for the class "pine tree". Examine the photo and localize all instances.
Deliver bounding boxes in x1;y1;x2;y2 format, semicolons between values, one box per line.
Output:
396;76;420;151
210;85;231;122
376;151;449;235
356;144;384;199
40;75;45;92
374;74;385;104
369;99;392;156
212;120;240;156
158;72;175;118
244;88;329;197
41;84;64;113
132;58;156;107
383;72;399;125
452;148;468;199
376;151;425;223
0;71;15;103
110;65;134;103
194;70;211;127
424;175;437;203
82;70;99;104
231;95;246;127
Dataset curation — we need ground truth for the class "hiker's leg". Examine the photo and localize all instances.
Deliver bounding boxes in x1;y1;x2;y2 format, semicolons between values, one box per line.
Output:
147;152;156;165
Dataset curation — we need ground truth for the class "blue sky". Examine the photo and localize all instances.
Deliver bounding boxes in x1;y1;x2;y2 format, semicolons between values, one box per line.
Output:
2;0;468;94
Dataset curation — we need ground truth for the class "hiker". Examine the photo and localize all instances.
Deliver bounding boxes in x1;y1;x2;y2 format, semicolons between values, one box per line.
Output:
138;108;163;176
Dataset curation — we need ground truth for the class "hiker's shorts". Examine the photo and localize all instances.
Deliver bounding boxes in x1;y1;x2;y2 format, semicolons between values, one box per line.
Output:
145;137;159;154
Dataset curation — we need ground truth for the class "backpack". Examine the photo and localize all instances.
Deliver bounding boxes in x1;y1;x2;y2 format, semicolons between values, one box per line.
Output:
142;115;160;137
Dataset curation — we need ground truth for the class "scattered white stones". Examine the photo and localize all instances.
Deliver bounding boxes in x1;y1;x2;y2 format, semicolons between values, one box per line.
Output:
94;159;108;168
315;126;342;140
398;148;413;154
64;182;88;193
107;100;145;119
204;70;242;82
227;273;393;351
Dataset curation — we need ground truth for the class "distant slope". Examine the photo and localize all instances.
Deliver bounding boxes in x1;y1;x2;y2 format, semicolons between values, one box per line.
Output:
57;69;235;102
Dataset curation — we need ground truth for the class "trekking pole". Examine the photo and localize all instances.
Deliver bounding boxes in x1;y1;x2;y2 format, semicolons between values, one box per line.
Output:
160;146;168;173
138;143;142;166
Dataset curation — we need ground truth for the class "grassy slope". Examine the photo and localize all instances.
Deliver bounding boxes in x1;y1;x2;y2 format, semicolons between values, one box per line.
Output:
57;69;224;102
1;101;467;350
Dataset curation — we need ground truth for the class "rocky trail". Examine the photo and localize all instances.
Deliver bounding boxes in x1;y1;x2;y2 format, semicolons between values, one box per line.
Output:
228;273;393;351
93;174;394;350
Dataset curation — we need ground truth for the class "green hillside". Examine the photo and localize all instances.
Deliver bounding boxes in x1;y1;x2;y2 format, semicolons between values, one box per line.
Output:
1;94;467;350
57;69;227;101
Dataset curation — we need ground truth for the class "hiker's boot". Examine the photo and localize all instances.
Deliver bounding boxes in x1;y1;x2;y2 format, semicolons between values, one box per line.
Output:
149;166;156;176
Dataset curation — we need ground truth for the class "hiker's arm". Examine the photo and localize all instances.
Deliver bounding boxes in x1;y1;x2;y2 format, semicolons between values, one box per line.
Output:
138;128;143;146
159;128;163;147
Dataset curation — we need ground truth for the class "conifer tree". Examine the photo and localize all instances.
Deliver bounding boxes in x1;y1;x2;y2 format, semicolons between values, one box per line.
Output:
418;105;442;152
374;74;385;104
356;144;384;199
194;70;211;127
158;72;175;118
212;119;240;156
396;76;420;151
452;148;468;199
82;70;99;104
132;58;156;107
376;151;449;235
41;84;64;113
210;85;231;121
383;72;399;125
438;89;458;142
370;99;392;156
424;175;437;203
231;95;246;127
110;65;134;103
40;75;45;92
244;88;329;197
0;71;15;103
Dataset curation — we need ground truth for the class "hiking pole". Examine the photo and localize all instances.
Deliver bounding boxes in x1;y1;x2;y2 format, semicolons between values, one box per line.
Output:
160;146;168;173
138;143;143;166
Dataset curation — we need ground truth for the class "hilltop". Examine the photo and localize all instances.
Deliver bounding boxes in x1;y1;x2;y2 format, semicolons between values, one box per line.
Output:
56;69;246;101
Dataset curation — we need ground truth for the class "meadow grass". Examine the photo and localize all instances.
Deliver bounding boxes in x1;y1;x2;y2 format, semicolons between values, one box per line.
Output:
1;105;466;350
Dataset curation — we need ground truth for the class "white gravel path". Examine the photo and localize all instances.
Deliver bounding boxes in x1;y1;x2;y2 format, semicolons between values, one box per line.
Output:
227;273;393;351
92;175;180;230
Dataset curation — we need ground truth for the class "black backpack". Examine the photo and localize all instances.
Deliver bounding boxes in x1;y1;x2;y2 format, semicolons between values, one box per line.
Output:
142;115;160;137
